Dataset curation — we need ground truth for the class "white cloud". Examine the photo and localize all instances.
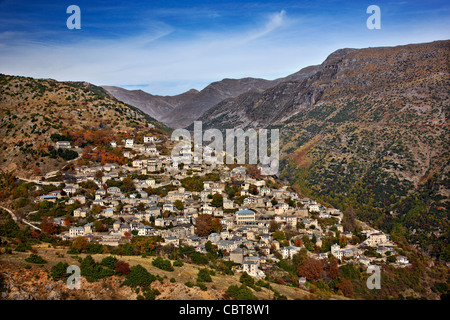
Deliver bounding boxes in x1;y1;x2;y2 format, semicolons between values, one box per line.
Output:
0;8;448;96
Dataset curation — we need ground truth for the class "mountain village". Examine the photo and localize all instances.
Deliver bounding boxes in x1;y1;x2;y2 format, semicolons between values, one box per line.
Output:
30;128;411;286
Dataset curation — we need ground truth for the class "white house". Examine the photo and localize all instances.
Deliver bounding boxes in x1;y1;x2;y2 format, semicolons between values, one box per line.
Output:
73;208;89;218
242;260;265;279
56;141;71;149
69;226;85;237
125;139;134;147
280;246;301;259
365;232;389;246
331;243;343;260
144;136;156;143
396;255;409;264
235;209;256;224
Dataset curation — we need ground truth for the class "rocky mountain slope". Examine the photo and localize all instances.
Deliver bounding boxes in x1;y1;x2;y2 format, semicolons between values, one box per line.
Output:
196;40;449;259
0;74;171;178
158;77;277;128
197;41;448;130
103;66;322;129
102;85;199;122
104;77;278;128
0;262;224;300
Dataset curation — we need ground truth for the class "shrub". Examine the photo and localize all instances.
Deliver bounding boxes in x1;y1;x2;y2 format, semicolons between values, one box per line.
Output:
226;284;258;300
239;272;254;287
173;260;184;267
15;242;32;252
196;282;207;291
25;253;47;264
255;280;269;288
86;243;104;254
51;262;70;281
185;281;194;288
80;255;114;282
152;256;174;271
101;256;118;270
115;260;131;275
197;268;213;283
137;287;161;300
123;264;156;288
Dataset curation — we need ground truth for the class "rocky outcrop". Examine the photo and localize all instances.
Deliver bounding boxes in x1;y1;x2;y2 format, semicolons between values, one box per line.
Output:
0;262;225;300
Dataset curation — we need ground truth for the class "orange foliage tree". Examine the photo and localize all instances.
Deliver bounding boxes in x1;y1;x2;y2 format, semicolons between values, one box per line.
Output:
297;257;323;281
195;214;213;237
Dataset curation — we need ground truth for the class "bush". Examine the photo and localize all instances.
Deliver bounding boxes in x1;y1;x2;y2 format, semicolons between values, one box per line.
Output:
101;256;118;270
67;247;79;254
196;282;207;291
25;253;47;264
152;256;174;271
185;281;194;288
86;243;104;254
15;242;32;252
173;260;184;267
115;260;131;275
226;284;258;300
123;264;156;288
80;255;114;282
51;262;69;281
239;272;255;287
190;251;209;265
137;287;161;300
197;268;213;283
255;280;269;288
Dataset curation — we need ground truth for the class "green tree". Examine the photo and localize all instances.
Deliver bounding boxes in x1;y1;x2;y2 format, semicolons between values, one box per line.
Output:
25;253;47;264
174;200;184;211
51;262;70;281
101;256;118;270
123;264;156;288
239;272;255;287
211;194;223;207
226;284;258;300
197;268;213;283
152;256;174;271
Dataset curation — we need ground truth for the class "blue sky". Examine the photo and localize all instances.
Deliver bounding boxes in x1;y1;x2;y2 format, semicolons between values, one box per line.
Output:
0;0;449;95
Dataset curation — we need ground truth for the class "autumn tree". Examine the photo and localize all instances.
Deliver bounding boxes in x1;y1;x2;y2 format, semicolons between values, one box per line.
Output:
342;207;357;232
72;236;89;253
115;260;131;275
323;258;339;279
90;204;102;216
195;214;213;237
40;217;57;235
336;278;353;298
131;236;158;253
246;165;261;179
121;177;136;193
269;221;280;232
293;238;303;247
339;236;347;248
297;257;323;281
211;218;223;233
94;170;104;180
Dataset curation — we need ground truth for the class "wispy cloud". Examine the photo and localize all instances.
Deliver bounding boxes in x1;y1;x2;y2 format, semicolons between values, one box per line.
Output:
0;1;449;95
